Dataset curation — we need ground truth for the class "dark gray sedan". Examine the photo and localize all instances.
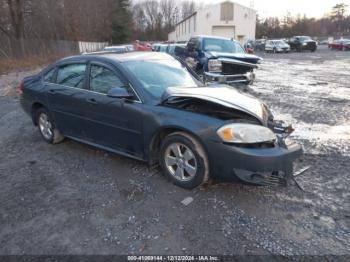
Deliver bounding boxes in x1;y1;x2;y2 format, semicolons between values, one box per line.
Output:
20;52;302;189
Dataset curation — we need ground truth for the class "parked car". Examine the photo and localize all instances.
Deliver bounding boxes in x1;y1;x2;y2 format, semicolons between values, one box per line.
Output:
125;45;135;52
329;39;350;51
244;42;254;54
152;43;161;51
19;52;302;189
254;39;266;51
133;41;152;51
103;45;128;53
178;35;263;85
166;43;187;55
265;40;291;53
157;44;168;53
288;36;317;52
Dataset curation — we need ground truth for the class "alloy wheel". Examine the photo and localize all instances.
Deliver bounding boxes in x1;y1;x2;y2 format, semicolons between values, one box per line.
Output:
38;113;53;140
164;142;197;181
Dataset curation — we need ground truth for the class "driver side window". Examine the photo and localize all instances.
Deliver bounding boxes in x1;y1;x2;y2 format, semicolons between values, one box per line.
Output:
90;64;126;94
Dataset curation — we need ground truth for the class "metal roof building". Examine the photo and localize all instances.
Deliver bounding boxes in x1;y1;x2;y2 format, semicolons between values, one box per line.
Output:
168;1;256;44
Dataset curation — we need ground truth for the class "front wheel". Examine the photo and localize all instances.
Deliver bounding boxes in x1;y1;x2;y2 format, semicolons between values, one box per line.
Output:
159;132;209;189
36;107;64;144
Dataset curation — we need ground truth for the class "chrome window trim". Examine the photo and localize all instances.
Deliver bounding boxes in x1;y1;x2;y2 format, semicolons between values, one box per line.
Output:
49;82;143;104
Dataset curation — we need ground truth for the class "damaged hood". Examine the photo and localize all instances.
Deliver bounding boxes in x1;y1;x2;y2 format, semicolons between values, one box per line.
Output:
161;86;267;124
207;51;262;65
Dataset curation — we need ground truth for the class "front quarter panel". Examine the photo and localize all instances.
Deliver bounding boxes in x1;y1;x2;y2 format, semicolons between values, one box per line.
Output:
141;104;224;161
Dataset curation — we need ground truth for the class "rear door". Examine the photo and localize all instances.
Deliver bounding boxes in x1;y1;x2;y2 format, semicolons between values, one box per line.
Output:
45;62;88;139
83;62;144;158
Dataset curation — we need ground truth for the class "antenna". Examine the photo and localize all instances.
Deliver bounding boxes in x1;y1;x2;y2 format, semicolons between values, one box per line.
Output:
250;0;254;9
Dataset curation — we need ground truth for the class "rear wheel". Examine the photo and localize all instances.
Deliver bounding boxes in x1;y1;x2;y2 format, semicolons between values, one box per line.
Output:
159;132;209;189
36;107;64;144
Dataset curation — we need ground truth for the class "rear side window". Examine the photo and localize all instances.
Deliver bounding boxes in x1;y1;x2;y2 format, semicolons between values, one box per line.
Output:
57;63;86;88
43;68;56;83
90;65;126;94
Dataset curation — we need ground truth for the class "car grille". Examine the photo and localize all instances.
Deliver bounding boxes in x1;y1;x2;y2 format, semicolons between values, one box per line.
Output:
307;42;316;49
222;62;251;75
251;171;287;186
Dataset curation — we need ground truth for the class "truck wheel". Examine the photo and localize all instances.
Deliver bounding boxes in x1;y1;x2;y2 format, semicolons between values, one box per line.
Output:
36;107;64;144
159;132;209;189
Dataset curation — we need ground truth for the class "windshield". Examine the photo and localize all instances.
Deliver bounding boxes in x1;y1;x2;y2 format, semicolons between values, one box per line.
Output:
203;38;245;53
299;36;311;41
275;40;285;45
125;59;198;99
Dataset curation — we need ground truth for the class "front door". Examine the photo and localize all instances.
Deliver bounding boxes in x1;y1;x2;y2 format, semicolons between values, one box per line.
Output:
46;63;88;139
83;62;144;158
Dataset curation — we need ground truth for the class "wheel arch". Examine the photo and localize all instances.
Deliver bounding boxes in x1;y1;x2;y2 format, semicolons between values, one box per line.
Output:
31;102;47;125
148;126;208;167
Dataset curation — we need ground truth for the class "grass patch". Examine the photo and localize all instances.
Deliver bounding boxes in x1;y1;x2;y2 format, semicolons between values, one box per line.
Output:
0;52;76;75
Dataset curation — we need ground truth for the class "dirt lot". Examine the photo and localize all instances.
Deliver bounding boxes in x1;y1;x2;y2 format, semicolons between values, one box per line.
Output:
0;46;349;255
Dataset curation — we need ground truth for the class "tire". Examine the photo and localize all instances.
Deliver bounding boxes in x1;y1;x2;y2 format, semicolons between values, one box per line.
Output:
159;132;209;189
35;107;64;144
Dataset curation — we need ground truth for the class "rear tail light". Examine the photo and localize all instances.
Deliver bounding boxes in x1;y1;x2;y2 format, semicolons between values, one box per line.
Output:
18;81;24;94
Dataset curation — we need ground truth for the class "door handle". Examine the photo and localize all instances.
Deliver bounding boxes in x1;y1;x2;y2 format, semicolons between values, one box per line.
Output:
86;98;98;104
48;89;56;94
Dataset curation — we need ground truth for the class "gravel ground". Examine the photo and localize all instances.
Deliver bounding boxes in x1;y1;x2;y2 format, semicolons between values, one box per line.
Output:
0;46;349;255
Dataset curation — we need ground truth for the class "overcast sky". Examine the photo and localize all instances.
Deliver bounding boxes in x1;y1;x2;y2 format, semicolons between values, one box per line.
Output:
195;0;350;18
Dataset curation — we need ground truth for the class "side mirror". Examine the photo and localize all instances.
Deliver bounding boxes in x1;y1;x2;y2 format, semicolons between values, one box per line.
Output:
190;51;199;58
107;87;134;99
187;43;195;51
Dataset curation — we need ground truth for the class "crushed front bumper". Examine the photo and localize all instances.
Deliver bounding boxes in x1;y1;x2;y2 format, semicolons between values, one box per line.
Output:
207;140;303;186
204;71;255;84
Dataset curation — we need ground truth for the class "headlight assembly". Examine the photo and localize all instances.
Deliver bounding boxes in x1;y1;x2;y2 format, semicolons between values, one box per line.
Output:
217;123;276;144
208;59;222;72
302;42;307;46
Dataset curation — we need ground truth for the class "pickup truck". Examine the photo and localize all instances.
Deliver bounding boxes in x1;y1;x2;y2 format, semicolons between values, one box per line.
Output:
176;35;262;85
288;36;317;52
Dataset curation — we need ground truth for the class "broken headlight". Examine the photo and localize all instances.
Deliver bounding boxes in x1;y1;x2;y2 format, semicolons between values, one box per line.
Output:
217;123;276;144
208;59;222;72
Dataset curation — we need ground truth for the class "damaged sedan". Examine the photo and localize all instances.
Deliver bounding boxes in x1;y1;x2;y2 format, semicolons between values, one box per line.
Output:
20;52;302;189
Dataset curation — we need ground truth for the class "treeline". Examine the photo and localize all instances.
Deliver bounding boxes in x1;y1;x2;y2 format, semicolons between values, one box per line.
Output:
1;0;349;44
0;0;195;44
256;3;350;38
132;0;196;41
0;0;132;43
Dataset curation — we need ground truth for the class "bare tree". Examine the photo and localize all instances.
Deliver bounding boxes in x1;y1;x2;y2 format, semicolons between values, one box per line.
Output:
180;0;195;20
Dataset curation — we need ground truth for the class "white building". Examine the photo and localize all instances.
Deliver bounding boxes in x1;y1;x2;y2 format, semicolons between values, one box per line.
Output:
168;1;256;44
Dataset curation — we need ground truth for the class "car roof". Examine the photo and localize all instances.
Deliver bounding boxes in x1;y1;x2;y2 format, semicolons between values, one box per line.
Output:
193;35;233;41
61;52;174;63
